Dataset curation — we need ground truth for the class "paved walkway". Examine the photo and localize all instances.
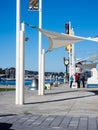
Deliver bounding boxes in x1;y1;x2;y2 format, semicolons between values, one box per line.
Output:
0;84;98;129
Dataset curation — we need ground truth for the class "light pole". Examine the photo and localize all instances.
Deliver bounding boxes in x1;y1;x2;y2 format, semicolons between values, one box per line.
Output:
28;0;44;95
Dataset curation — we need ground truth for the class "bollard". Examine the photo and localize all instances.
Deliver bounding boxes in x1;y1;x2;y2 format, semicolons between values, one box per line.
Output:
28;78;38;90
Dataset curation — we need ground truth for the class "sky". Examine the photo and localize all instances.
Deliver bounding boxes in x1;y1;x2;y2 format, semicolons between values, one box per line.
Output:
0;0;98;72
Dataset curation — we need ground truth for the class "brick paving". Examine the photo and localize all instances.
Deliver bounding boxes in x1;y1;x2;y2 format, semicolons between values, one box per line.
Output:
0;114;98;130
0;84;98;129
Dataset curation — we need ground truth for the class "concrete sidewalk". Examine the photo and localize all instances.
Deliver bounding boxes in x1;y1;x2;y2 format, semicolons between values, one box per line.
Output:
0;84;98;129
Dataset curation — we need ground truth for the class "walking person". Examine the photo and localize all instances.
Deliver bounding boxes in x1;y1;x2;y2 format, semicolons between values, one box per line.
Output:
81;73;85;88
75;73;80;88
69;75;74;88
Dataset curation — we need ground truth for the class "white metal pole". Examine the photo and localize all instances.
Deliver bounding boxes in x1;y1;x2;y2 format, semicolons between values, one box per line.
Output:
69;51;71;85
71;28;75;75
38;0;42;95
40;49;45;95
19;23;25;105
72;44;75;74
16;0;20;104
69;21;72;85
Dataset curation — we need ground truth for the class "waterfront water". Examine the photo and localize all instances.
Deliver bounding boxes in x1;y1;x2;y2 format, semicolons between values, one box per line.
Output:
0;78;64;86
0;80;32;86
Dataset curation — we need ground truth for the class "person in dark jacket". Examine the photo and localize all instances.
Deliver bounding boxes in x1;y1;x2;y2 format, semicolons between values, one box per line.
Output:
75;73;80;88
81;73;85;88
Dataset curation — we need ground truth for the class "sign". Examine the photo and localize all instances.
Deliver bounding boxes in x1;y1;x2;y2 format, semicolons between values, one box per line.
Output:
65;44;72;54
29;0;39;10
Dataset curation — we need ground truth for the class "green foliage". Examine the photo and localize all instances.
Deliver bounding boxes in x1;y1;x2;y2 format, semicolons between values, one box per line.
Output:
0;88;15;92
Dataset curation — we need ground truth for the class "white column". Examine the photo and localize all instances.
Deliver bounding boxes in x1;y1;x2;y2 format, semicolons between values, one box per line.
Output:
71;29;75;75
69;53;72;77
69;51;72;85
19;23;25;105
40;49;45;95
38;0;42;95
16;0;20;104
72;44;75;74
68;21;72;85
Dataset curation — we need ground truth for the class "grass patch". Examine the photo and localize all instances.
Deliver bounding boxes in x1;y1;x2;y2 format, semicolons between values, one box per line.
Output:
0;88;15;92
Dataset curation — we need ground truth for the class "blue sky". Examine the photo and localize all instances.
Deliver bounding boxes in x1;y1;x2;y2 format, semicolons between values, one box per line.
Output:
0;0;98;72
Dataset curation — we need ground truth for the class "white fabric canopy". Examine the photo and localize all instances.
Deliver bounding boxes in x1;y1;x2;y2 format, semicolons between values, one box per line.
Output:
36;28;98;52
82;63;98;70
27;23;98;52
76;54;98;63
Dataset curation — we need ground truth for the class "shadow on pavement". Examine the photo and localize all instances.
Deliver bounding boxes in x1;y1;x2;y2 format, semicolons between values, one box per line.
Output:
45;90;79;95
45;88;98;95
0;114;16;117
0;123;13;130
88;90;98;95
25;93;95;105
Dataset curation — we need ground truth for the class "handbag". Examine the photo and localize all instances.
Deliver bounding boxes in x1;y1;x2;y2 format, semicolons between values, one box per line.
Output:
72;82;77;88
